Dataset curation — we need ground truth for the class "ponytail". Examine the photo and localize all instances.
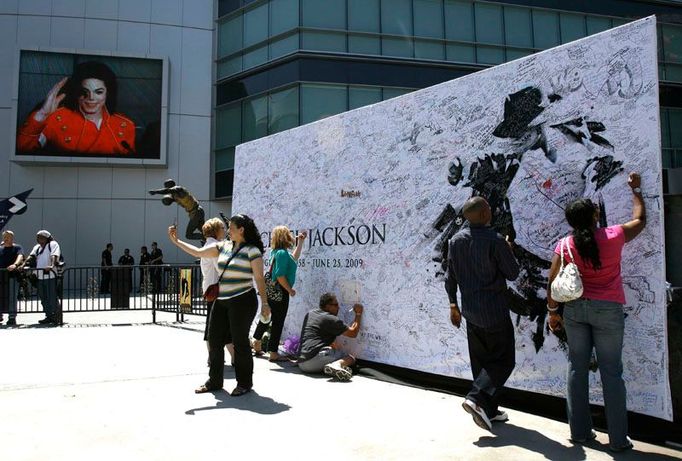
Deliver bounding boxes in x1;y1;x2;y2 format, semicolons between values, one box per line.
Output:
565;199;602;269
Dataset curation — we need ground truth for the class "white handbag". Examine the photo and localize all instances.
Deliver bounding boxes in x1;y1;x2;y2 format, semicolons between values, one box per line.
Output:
551;237;584;302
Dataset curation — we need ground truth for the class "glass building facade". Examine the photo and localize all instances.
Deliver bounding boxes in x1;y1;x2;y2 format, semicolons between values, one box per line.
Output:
214;0;682;198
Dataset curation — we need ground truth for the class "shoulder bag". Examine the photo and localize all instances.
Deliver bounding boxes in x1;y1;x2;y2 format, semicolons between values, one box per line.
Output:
203;244;240;302
550;237;584;303
264;252;284;302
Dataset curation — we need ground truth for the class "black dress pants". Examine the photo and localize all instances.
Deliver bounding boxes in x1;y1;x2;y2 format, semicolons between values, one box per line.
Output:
466;317;516;418
207;289;257;389
253;292;290;353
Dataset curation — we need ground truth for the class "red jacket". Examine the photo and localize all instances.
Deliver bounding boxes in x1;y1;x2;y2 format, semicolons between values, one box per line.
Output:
17;107;136;155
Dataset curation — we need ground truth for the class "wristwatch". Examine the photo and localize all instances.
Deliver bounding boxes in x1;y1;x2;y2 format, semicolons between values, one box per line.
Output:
632;187;642;194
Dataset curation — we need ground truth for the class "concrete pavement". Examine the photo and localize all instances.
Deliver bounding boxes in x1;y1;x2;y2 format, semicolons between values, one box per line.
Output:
0;312;680;461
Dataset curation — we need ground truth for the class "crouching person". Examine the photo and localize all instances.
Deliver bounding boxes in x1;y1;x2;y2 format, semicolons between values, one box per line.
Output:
297;292;363;381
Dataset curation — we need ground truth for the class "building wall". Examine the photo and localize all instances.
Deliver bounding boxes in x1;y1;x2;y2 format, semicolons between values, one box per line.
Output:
0;0;229;266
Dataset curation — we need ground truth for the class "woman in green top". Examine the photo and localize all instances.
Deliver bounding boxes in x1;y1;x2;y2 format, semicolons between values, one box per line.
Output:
252;225;306;361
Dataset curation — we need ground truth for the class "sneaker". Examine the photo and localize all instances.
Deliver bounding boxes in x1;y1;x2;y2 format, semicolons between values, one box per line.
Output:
609;436;633;453
38;317;51;324
323;363;352;382
462;399;492;431
490;410;508;423
6;318;17;326
570;429;597;444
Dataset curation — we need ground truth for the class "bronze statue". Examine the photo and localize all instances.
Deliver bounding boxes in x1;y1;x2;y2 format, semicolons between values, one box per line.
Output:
149;179;205;241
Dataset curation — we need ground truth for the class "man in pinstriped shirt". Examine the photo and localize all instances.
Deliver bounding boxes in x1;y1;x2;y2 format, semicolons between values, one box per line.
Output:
445;196;520;431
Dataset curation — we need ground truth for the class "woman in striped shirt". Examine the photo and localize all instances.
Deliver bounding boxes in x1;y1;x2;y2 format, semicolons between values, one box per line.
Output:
168;214;270;396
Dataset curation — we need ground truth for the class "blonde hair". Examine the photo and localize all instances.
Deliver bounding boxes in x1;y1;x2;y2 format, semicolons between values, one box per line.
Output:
271;225;295;250
202;218;225;240
2;230;14;238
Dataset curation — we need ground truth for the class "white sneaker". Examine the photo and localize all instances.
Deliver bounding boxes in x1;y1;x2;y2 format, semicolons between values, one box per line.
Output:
323;363;352;381
490;410;508;423
462;399;492;431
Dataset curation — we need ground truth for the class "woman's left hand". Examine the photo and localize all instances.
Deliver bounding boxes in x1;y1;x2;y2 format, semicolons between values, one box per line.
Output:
289;288;296;297
548;312;563;333
297;231;307;242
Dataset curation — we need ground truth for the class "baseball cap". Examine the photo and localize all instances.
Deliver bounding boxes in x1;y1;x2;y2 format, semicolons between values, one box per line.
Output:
36;230;51;239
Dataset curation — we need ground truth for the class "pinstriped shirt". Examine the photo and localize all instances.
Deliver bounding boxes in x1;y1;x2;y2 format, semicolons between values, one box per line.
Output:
445;224;520;329
217;243;262;300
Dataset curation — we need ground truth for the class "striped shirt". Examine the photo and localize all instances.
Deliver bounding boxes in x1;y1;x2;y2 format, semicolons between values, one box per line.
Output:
445;224;520;329
217;243;262;300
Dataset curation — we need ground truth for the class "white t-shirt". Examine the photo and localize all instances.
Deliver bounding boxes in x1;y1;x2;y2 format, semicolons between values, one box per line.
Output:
30;240;61;280
200;237;227;292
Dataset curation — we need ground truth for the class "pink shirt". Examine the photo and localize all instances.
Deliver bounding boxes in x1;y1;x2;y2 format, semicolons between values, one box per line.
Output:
554;225;626;304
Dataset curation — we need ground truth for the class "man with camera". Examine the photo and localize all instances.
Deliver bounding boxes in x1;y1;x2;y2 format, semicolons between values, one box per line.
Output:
21;230;62;325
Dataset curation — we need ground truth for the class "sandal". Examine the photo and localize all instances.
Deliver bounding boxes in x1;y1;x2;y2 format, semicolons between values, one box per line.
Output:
230;386;252;397
195;384;221;394
253;350;265;357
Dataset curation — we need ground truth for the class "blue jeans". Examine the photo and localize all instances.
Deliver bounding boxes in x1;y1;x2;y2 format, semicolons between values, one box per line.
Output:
37;278;59;320
563;298;628;448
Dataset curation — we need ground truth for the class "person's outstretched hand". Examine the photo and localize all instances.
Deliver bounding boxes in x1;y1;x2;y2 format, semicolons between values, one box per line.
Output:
168;225;178;242
628;172;641;190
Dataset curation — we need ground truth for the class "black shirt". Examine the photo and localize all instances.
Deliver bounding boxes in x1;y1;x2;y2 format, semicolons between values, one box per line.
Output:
118;255;134;265
0;244;23;269
139;252;151;265
150;248;163;265
298;308;348;360
101;250;112;267
445;224;520;329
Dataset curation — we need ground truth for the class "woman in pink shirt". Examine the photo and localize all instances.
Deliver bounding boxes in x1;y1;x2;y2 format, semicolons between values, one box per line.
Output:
546;173;645;453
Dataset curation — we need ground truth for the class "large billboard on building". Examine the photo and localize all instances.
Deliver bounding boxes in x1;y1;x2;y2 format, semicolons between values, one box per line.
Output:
11;49;168;166
233;17;672;420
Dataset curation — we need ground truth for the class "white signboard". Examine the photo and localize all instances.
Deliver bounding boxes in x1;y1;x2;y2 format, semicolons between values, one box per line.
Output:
234;17;671;420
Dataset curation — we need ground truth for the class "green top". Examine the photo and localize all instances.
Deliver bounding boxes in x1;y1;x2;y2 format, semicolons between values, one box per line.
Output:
271;248;297;288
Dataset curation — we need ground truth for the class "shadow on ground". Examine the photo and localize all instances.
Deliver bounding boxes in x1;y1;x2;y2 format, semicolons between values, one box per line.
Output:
475;423;681;461
184;390;291;416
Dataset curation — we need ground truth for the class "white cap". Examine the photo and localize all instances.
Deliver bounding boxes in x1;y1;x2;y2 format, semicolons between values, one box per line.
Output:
36;230;51;239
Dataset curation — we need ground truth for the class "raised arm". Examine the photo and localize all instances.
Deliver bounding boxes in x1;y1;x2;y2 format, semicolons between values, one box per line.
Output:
622;172;646;243
167;226;219;259
292;231;307;260
341;303;363;338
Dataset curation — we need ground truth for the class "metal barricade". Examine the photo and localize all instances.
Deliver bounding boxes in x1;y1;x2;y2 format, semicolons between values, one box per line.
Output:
0;264;209;325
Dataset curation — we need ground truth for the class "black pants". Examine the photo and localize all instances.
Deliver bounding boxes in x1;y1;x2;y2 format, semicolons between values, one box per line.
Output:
100;268;111;293
466;317;515;418
253;292;290;353
207;290;257;389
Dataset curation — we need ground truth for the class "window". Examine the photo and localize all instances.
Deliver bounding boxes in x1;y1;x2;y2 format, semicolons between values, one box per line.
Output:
348;0;380;32
414;0;444;39
302;31;347;52
215;103;241;149
415;40;445;60
215;170;234;198
270;34;299;60
349;86;382;109
504;7;532;48
302;0;346;29
475;3;503;45
218;14;243;58
586;16;611;36
381;0;412;36
215;147;235;171
217;56;242;79
532;10;560;49
477;46;504;65
663;25;682;63
269;86;299;134
447;43;475;63
349;35;381;55
301;84;348;124
243;3;268;48
382;37;414;58
242;95;268;142
445;0;473;41
270;0;298;36
382;87;413;100
560;13;586;44
243;45;268;70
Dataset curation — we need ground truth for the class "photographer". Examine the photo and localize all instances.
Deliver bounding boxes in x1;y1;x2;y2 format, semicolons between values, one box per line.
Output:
21;230;61;325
